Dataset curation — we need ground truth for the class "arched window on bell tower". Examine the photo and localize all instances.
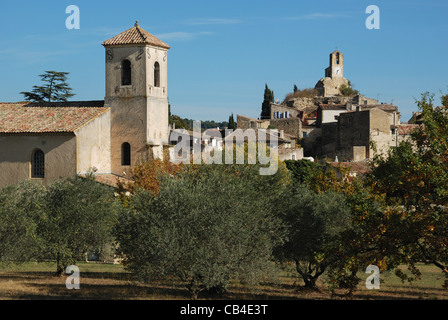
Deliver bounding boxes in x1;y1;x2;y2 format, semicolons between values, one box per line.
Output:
154;62;160;87
121;142;131;166
121;59;132;86
335;52;340;64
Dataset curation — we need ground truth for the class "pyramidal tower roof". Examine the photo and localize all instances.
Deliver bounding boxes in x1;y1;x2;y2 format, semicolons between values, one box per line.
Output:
102;21;170;49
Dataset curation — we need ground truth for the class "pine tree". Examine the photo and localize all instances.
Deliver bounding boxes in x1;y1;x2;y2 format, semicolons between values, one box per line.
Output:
20;71;75;102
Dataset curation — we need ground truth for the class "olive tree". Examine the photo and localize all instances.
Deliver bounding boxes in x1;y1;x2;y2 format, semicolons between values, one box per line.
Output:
38;176;120;275
0;181;45;263
115;164;286;299
276;184;352;289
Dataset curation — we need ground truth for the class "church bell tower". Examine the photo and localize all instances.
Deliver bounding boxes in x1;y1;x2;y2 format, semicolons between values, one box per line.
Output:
102;21;170;175
316;50;349;97
325;50;344;79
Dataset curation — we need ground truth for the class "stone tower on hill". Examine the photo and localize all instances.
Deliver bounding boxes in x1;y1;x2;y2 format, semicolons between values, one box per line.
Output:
314;50;350;97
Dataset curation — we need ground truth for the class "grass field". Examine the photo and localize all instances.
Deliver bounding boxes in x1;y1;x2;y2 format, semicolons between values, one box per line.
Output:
0;261;447;300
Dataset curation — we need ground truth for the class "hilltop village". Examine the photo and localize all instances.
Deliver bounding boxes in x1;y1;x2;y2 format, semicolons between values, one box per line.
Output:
237;50;419;163
0;23;419;187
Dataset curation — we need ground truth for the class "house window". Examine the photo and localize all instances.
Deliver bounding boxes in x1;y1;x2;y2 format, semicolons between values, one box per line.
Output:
292;154;296;160
31;149;45;178
154;62;160;87
121;142;131;166
121;59;132;86
303;132;308;138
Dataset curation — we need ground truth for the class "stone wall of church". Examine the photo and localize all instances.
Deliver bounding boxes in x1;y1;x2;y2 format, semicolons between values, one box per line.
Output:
75;110;111;175
146;96;169;146
0;134;77;187
107;96;149;176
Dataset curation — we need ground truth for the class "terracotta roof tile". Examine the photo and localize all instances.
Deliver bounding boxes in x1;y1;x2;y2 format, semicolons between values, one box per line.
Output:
319;104;346;110
0;101;108;133
397;124;420;135
102;22;170;49
362;104;398;112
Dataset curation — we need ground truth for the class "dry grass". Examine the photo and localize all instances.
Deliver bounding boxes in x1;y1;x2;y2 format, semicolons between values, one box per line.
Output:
1;262;448;300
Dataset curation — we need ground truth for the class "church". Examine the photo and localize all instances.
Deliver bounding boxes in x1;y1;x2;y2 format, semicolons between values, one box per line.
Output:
0;22;171;187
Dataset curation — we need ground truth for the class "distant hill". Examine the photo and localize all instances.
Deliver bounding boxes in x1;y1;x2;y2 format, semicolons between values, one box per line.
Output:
170;114;229;131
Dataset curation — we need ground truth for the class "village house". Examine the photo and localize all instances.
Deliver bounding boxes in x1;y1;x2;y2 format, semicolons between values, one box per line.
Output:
169;125;303;163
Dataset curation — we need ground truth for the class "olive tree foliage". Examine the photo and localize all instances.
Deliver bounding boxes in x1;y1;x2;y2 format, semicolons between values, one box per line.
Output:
0;181;46;263
0;176;121;274
275;184;352;289
115;164;287;299
39;176;121;275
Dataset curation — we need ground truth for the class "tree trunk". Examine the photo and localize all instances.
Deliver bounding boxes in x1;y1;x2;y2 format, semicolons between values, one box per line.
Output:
295;260;324;291
56;253;65;276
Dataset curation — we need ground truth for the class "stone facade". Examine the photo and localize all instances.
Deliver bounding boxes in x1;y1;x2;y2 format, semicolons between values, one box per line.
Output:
75;110;111;175
237;115;302;139
0;133;77;187
104;43;170;175
316;108;396;161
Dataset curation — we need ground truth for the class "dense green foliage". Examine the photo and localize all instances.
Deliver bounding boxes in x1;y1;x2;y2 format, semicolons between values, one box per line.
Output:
0;176;121;274
0;181;45;263
284;159;318;184
39;176;120;274
115;164;287;298
339;81;360;97
276;185;352;288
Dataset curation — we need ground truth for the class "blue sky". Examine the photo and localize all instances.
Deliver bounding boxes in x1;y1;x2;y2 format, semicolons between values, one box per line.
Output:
0;0;447;122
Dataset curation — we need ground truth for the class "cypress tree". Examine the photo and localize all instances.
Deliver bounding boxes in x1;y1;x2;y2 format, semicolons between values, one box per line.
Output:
261;84;274;119
228;113;236;130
